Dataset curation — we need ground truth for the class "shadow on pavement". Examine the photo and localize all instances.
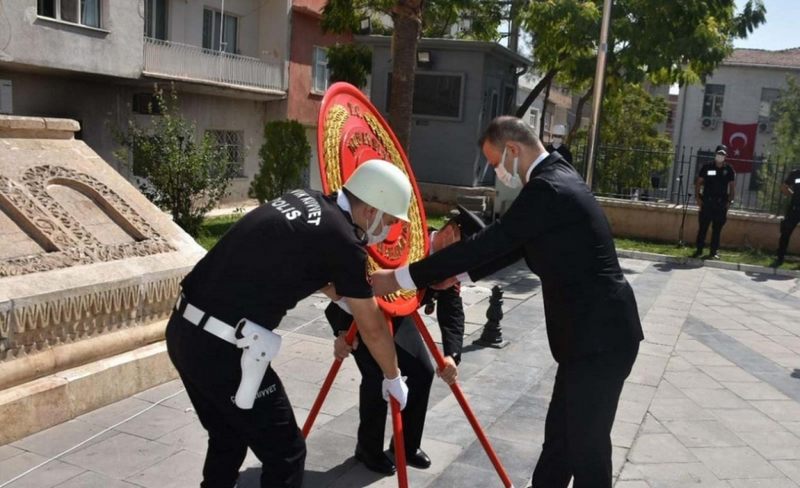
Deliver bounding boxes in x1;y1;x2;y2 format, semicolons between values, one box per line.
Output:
745;271;796;283
653;262;704;272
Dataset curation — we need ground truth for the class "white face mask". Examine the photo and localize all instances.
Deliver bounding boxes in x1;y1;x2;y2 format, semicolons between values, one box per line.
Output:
494;147;523;189
365;210;391;244
552;137;563;149
715;155;725;164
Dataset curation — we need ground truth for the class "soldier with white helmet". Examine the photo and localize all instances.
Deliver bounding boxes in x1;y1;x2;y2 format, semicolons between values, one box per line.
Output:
545;124;574;165
166;159;412;488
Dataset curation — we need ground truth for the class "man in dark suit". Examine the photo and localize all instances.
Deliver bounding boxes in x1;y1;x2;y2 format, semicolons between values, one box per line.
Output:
326;207;485;475
372;116;643;488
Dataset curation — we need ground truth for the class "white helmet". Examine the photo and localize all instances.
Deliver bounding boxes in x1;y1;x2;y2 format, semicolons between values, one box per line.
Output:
343;159;412;222
552;124;566;137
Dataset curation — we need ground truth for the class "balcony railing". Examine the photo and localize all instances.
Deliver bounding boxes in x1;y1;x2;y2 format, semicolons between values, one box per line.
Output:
143;37;286;94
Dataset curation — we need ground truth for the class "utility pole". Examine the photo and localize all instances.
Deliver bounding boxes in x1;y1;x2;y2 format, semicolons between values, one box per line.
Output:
585;0;613;189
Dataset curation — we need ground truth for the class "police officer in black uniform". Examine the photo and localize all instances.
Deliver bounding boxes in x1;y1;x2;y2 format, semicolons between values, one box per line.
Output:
325;206;485;475
166;160;412;488
693;144;736;259
772;167;800;267
545;124;573;165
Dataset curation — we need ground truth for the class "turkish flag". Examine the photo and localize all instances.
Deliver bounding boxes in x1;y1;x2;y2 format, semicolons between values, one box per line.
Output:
721;122;758;173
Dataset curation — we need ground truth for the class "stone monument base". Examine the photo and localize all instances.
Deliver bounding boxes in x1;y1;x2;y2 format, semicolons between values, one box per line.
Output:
0;331;177;444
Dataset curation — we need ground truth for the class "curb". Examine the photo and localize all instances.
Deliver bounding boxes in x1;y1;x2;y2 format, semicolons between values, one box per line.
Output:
617;249;800;278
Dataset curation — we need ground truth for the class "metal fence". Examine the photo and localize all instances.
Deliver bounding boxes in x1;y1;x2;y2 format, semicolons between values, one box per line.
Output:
570;141;798;215
143;37;287;93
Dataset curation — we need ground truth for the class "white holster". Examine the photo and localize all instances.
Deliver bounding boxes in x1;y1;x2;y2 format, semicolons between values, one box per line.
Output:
234;318;282;409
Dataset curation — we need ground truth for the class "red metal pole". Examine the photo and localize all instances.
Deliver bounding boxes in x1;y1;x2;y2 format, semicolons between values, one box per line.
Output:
385;316;408;488
302;322;357;438
410;311;515;488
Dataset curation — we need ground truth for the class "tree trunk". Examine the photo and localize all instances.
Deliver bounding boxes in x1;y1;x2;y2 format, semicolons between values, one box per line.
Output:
389;0;424;152
565;86;594;145
538;76;552;140
515;68;557;118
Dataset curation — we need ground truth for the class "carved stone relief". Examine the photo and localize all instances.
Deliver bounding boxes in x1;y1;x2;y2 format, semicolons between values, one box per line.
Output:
0;165;175;277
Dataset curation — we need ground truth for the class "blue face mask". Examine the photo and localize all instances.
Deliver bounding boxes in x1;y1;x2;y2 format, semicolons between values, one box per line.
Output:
495;147;523;189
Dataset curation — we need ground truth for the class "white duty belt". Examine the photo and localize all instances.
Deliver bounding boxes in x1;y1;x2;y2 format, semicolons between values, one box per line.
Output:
175;294;237;345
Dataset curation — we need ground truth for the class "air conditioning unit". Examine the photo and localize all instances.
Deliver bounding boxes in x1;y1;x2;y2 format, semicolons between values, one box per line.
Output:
758;121;772;133
700;116;719;130
0;80;11;115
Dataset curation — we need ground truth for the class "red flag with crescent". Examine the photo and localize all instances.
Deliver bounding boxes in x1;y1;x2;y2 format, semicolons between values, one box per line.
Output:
721;122;758;173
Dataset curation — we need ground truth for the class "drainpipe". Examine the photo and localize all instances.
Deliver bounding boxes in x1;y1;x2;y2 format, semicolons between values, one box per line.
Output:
219;0;225;52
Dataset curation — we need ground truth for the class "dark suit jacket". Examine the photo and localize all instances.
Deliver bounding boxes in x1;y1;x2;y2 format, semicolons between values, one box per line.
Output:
408;153;643;363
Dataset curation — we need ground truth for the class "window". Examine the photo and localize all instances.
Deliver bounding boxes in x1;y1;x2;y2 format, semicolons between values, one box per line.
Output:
502;85;515;115
202;8;238;53
387;73;464;119
144;0;167;40
37;0;100;28
528;108;540;133
132;93;162;115
702;84;725;118
207;130;244;177
759;87;780;122
312;47;330;94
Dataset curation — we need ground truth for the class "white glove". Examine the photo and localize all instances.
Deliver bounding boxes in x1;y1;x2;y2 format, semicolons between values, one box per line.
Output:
333;297;352;315
381;373;409;410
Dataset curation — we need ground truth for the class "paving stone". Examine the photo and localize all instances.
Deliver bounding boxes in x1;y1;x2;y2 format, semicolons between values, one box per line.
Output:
113;404;196;441
628;434;697;463
662;419;745;447
639;414;667;434
691;446;782;479
711;408;787;433
773;460;800;483
153;420;209;455
0;451;84;488
10;419;112;458
612;421;641;449
54;471;141;488
619;462;729;486
752;400;800;422
698;366;761;383
627;354;669;387
735;431;800;460
60;432;176;479
727;479;800;488
124;449;204;487
664;371;724;389
722;381;791;401
0;445;24;463
682;387;751;409
649;398;714;421
679;351;737;367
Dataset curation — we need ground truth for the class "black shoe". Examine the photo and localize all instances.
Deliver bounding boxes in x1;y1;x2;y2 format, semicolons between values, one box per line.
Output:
355;444;396;475
691;250;703;258
389;444;432;469
771;258;784;268
707;253;720;260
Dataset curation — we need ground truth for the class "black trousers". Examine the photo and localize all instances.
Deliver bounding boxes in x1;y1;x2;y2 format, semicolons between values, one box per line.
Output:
166;313;306;488
696;198;728;254
531;345;638;488
352;316;434;456
778;205;800;260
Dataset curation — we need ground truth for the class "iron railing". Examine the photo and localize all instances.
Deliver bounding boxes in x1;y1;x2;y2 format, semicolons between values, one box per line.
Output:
143;37;286;93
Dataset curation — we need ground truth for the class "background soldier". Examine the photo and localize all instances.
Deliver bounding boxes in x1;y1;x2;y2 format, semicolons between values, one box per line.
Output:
772;167;800;267
166;160;412;488
693;144;736;260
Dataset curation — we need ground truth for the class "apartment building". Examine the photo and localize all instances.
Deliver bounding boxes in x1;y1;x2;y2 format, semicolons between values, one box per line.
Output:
0;0;291;200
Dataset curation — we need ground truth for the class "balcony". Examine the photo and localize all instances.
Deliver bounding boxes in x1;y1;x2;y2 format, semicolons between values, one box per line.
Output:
143;37;286;96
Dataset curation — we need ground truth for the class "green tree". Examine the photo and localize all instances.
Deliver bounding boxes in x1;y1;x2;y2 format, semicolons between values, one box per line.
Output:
516;0;767;131
758;76;800;213
585;84;673;197
321;0;504;150
249;120;310;204
326;43;373;88
114;87;234;237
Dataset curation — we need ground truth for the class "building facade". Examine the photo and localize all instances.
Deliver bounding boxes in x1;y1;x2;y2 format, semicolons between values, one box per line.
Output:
357;35;530;188
670;48;800;205
0;0;291;200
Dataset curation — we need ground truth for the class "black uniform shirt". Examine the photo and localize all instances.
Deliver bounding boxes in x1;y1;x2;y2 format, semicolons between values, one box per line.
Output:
785;169;800;206
181;190;372;329
698;163;735;199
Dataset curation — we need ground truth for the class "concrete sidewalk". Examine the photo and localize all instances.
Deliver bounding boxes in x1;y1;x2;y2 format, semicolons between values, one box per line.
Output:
2;258;800;487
